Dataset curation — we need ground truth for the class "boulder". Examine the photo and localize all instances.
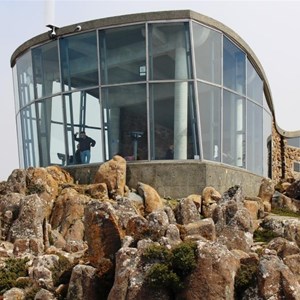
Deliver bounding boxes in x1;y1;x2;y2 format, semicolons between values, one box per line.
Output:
5;169;27;195
3;287;25;300
84;200;123;269
50;188;90;251
94;155;127;198
175;197;200;225
137;182;163;214
67;264;99;300
286;180;300;200
178;241;240;300
258;254;300;299
258;178;275;212
34;288;57;300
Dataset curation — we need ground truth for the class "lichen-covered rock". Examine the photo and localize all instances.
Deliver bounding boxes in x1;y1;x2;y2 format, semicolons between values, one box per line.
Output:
258;254;300;299
181;218;216;242
84;200;123;269
261;215;300;247
286;179;300;200
137;182;163;214
258;178;275;212
147;209;169;240
178;240;240;300
8;194;45;243
94;155;127;198
267;237;300;259
3;287;26;300
5;169;27;195
34;288;57;300
67;264;99;300
50;188;90;251
176;197;200;225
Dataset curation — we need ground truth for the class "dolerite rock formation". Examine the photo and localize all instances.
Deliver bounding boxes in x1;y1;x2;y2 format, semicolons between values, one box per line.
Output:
0;158;300;299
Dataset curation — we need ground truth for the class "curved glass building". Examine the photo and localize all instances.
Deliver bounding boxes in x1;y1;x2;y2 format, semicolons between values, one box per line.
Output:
11;10;274;177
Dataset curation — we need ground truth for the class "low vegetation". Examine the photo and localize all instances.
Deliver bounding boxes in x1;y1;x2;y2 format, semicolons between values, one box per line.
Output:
142;241;197;293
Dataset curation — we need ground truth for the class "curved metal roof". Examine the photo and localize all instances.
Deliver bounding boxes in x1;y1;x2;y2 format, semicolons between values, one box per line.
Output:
11;9;295;136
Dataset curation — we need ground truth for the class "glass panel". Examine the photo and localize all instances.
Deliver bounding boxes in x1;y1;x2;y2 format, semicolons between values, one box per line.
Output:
247;101;263;174
223;90;245;168
223;37;246;95
99;25;146;84
16;51;35;107
60;31;98;91
18;104;39;167
198;82;221;161
287;137;300;147
64;89;103;164
13;65;20;112
37;96;64;166
150;82;198;160
32;41;61;98
263;93;271;113
102;84;147;160
247;59;263;104
192;22;221;84
149;22;192;80
16;113;24;168
263;110;272;177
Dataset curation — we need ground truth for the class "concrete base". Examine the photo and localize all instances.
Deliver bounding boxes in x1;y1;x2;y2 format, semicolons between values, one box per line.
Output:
64;160;264;198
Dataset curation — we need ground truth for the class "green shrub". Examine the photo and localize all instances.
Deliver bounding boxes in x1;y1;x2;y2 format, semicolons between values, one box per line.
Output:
146;263;182;291
271;207;300;218
51;254;72;287
143;241;197;293
235;262;258;298
142;244;172;263
0;257;29;294
171;242;197;278
253;228;280;243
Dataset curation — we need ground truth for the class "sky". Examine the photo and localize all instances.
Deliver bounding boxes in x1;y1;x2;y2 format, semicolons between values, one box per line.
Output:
0;0;300;181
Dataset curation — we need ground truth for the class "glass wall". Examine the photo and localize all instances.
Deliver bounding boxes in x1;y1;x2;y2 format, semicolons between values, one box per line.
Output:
13;18;271;176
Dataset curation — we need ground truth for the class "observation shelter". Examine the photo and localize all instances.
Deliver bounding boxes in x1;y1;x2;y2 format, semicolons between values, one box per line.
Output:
10;10;300;197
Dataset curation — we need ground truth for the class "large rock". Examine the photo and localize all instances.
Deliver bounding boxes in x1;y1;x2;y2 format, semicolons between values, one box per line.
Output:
181;218;216;242
3;287;25;299
201;186;221;218
67;264;99;300
261;215;300;247
137;182;163;214
50;188;90;251
258;178;275;212
175;197;200;225
8;194;45;243
94;155;127;198
258;254;300;299
178;241;240;300
5;169;27;195
84;200;123;270
286;179;300;200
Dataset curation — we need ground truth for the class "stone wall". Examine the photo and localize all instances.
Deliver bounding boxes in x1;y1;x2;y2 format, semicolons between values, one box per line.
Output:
272;122;300;181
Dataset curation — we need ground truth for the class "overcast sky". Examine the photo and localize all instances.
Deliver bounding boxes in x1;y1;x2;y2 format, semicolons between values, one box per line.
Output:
0;0;300;180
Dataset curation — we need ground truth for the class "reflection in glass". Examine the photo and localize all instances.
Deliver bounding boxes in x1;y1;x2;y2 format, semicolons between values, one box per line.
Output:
32;41;61;98
247;101;263;174
102;84;147;160
150;82;198;160
247;59;263;104
263;110;272;177
149;23;192;80
60;31;98;91
223;37;246;94
198;82;221;161
100;25;146;84
64;89;102;164
16;114;24;168
223;91;245;167
192;22;221;84
19;104;38;167
16;51;34;107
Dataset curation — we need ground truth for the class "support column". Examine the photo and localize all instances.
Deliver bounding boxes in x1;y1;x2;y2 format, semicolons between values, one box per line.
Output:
174;41;188;159
109;107;120;157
